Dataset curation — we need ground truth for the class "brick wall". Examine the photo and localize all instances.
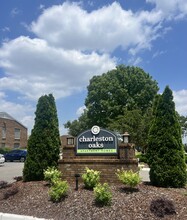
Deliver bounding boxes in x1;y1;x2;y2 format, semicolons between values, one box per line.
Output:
0;118;28;149
59;158;138;183
59;140;138;184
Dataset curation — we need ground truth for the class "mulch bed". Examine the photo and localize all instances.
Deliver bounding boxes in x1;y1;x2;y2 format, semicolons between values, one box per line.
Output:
0;180;187;220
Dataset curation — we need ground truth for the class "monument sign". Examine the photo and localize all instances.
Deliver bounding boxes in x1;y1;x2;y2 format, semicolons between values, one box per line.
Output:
76;125;118;155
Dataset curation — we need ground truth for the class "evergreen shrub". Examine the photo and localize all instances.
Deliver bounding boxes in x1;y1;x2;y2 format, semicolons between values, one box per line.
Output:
23;94;61;181
147;86;187;187
135;153;148;163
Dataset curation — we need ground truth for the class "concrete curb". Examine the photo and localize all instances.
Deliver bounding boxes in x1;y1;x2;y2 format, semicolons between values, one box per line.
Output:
0;213;51;220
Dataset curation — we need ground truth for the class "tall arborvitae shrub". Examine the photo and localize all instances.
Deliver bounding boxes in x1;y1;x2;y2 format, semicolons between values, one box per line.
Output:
147;86;187;187
23;94;61;181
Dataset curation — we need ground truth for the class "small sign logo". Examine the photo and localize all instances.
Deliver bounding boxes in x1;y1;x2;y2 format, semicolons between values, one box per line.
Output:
91;125;100;135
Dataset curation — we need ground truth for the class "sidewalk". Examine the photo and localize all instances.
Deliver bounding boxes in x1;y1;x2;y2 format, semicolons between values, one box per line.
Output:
139;165;150;182
0;212;52;220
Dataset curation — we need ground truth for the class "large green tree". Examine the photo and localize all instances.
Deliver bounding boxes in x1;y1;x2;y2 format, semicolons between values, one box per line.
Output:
23;94;61;181
108;107;153;150
147;86;187;187
85;65;158;128
64;110;90;136
65;65;158;146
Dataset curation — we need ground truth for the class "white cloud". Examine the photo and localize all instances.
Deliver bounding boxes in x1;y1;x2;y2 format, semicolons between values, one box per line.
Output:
1;27;10;32
0;96;34;134
21;115;35;135
1;1;187;135
152;50;166;58
128;56;142;65
1;2;181;103
146;0;187;19
0;91;6;98
76;105;86;116
31;2;163;54
10;8;20;17
0;36;116;100
38;4;45;11
173;90;187;116
88;1;94;7
59;124;68;135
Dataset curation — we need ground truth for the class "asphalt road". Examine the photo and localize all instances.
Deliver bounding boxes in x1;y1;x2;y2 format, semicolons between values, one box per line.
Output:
0;162;24;183
0;162;150;183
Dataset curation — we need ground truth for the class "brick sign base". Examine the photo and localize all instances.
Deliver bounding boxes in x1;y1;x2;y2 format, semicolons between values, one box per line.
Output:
59;142;138;183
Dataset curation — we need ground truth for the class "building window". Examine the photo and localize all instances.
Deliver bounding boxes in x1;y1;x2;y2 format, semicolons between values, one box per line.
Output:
15;128;21;139
67;137;74;145
14;143;20;148
1;143;5;148
2;123;6;139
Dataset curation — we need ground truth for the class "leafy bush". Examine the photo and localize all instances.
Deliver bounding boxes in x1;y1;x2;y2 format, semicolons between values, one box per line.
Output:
0;147;11;154
116;169;141;188
44;167;61;185
82;167;100;189
135;153;147;163
44;167;68;202
94;183;112;206
49;180;69;202
150;197;176;218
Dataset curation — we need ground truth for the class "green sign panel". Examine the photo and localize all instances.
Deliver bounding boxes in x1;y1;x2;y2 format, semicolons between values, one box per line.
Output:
76;126;118;155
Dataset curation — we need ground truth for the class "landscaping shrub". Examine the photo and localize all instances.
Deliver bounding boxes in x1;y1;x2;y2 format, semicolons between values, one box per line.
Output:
116;169;141;188
0;147;11;154
13;176;23;182
185;154;187;163
150;197;176;218
44;167;61;185
0;181;8;189
184;144;187;152
94;183;112;206
3;186;19;199
49;180;69;202
147;86;187;187
135;153;147;163
43;167;68;202
23;94;61;181
82;167;100;189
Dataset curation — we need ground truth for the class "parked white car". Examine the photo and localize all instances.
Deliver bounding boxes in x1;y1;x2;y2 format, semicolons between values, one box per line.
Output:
0;154;5;165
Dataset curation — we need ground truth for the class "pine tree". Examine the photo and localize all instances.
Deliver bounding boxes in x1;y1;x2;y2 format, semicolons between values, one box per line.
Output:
23;94;61;181
147;86;187;187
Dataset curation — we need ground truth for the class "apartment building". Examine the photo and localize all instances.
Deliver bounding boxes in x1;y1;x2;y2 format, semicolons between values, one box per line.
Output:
0;112;27;149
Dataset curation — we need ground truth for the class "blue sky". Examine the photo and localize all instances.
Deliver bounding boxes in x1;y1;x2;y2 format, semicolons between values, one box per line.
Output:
0;0;187;136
